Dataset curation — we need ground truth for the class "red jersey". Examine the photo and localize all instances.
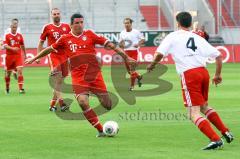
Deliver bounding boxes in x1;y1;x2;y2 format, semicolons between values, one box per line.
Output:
3;32;24;55
40;23;71;54
192;30;205;38
51;30;108;78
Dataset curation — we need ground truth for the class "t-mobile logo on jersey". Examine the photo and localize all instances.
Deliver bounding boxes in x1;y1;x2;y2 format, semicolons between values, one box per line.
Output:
70;44;78;52
53;32;60;40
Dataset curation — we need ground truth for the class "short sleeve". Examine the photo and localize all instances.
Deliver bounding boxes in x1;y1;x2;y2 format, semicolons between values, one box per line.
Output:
40;25;48;41
90;30;108;46
199;38;220;58
20;34;24;45
3;34;9;46
119;32;124;42
137;30;145;40
156;34;172;56
51;35;65;52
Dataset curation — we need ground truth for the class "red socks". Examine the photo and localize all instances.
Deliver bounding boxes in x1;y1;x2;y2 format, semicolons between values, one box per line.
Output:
58;98;64;107
130;71;140;87
50;99;57;108
18;75;24;90
205;109;229;135
83;108;103;132
195;117;220;141
5;76;10;90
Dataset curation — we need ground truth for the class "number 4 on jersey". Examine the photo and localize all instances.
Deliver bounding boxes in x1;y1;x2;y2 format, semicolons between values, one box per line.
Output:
186;37;197;52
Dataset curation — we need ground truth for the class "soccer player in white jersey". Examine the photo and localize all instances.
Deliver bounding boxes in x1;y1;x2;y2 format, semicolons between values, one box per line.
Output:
147;12;233;150
119;18;145;91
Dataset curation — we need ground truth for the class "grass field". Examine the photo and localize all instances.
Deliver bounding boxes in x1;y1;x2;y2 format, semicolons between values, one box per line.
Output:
0;63;239;159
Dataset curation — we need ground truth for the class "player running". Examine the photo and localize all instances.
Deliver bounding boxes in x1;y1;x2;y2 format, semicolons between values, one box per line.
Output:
2;18;26;94
119;18;145;91
37;8;71;112
25;13;129;137
147;12;233;150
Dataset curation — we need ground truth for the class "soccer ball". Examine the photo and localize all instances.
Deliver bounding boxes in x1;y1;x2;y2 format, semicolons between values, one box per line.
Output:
103;121;119;137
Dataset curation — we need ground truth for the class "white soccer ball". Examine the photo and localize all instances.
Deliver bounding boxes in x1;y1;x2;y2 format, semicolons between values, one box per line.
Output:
103;121;119;137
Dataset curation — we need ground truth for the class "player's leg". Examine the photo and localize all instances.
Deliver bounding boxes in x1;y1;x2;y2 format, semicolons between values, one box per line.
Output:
126;50;142;91
188;106;223;150
96;93;112;110
16;66;25;93
5;70;12;94
48;55;67;111
51;72;69;111
13;68;18;80
200;68;234;143
181;68;222;150
76;94;105;137
201;103;234;143
4;56;13;94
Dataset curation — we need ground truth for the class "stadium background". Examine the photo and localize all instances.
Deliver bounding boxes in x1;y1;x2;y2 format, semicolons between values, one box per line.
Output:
0;1;239;159
1;0;240;66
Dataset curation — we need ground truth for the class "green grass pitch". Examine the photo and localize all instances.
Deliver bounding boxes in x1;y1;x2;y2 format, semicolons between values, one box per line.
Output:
0;63;239;159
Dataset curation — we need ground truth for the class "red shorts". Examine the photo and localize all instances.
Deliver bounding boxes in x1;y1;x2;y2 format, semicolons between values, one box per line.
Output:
5;54;23;71
125;50;138;61
71;71;107;97
48;53;69;77
180;67;209;107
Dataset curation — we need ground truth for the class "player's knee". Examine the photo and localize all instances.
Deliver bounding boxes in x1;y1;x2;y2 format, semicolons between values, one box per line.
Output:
101;100;112;110
78;99;88;107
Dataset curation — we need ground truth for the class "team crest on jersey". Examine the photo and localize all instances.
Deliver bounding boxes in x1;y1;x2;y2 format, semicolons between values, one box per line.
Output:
10;40;15;46
70;43;78;53
82;36;87;41
53;32;60;39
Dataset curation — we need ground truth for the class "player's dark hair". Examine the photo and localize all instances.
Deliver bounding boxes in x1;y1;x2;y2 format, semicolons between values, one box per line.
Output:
176;12;192;28
71;13;84;25
12;18;18;23
124;18;133;24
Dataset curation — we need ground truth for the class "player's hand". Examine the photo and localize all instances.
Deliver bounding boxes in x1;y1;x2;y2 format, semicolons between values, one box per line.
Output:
24;58;35;64
12;47;20;51
133;44;139;48
147;63;156;73
212;74;222;86
35;59;40;64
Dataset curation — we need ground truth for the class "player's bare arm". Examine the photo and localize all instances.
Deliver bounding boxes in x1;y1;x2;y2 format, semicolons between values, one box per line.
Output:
25;46;53;64
212;54;223;86
118;40;125;49
134;39;145;48
105;42;128;61
4;45;20;51
147;52;164;72
36;40;45;63
21;45;27;60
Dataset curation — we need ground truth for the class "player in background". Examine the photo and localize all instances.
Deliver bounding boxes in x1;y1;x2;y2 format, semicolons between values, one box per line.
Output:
25;13;129;137
192;21;209;41
200;25;210;41
119;18;145;91
4;19;21;80
147;12;233;150
3;18;26;94
37;8;71;112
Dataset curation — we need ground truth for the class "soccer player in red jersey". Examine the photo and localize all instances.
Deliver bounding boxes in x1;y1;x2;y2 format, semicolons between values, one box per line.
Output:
25;13;129;137
119;18;145;91
147;12;233;150
3;18;26;94
37;8;71;112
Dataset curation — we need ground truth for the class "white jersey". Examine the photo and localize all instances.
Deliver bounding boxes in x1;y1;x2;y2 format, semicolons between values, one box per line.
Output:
156;29;220;74
119;29;144;51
